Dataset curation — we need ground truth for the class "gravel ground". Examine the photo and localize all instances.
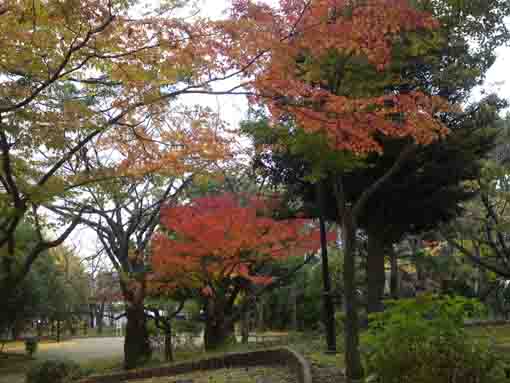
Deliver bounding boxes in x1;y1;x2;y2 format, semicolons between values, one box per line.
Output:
309;361;345;383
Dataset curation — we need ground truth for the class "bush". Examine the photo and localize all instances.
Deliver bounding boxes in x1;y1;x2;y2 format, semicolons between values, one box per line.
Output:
363;295;505;383
26;359;82;383
24;337;39;357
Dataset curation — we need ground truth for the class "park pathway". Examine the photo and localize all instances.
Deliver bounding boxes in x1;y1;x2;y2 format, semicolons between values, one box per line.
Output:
0;337;125;383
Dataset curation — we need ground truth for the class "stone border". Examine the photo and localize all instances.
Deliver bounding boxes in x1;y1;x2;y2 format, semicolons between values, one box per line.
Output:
77;347;312;383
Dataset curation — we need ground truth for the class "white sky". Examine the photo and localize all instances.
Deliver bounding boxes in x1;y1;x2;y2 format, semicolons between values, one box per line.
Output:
64;1;510;261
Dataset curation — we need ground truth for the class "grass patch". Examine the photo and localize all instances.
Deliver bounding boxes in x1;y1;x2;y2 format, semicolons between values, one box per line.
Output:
129;366;295;383
79;357;124;375
0;352;37;375
468;324;510;342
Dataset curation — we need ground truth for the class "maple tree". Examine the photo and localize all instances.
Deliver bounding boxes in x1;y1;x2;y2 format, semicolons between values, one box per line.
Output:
151;193;330;350
220;0;450;379
0;0;235;297
0;0;239;368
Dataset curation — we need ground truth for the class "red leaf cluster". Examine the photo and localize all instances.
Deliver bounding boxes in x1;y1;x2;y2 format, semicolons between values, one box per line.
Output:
151;193;333;295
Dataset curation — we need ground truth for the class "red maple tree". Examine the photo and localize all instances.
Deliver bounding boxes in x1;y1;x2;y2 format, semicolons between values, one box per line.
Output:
151;193;331;349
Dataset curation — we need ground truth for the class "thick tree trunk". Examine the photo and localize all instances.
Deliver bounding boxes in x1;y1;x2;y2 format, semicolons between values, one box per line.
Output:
366;230;386;314
204;299;234;351
124;300;151;369
343;214;364;381
389;245;399;299
122;276;151;370
204;317;233;350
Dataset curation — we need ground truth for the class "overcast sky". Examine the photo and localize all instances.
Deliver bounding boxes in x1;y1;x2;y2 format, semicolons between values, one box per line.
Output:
65;1;510;261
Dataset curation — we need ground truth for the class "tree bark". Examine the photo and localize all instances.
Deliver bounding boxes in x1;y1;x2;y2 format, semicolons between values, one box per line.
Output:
124;300;151;369
366;230;386;314
123;278;151;370
342;213;364;381
203;299;235;351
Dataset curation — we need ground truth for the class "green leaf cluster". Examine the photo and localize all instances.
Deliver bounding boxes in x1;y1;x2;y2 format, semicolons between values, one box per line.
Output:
363;295;504;383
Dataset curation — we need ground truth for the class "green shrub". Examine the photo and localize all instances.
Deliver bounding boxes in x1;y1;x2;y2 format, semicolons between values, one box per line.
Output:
26;359;82;383
363;294;505;383
24;337;39;357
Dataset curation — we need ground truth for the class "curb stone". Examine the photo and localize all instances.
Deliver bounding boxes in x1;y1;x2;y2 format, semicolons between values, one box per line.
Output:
77;347;312;383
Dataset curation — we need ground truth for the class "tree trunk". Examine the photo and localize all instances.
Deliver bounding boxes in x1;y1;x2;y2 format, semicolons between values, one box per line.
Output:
97;302;105;334
164;325;173;362
124;300;151;369
289;287;298;332
342;213;364;381
241;308;250;344
318;205;336;352
89;306;95;329
389;245;399;299
257;298;265;332
204;299;234;351
56;320;61;343
366;230;386;314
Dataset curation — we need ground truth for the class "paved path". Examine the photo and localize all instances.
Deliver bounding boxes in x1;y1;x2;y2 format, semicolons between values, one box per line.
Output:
39;337;125;362
5;337;125;362
0;337;125;383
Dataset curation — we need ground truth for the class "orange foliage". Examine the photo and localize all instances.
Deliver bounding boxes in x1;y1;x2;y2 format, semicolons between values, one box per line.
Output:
219;0;449;153
150;193;333;296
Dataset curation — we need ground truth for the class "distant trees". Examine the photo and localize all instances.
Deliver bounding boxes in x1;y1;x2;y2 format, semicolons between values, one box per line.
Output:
1;225;88;341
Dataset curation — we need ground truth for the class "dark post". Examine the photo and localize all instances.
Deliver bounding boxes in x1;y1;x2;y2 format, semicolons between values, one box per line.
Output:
56;319;61;343
317;181;337;353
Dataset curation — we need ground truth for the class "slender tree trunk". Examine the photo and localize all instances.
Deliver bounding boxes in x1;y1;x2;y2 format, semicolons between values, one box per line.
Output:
164;325;173;362
56;320;61;343
289;287;298;332
366;230;386;314
342;213;364;381
257;298;265;332
97;303;105;334
389;245;399;299
89;306;95;329
241;308;250;344
317;183;336;352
